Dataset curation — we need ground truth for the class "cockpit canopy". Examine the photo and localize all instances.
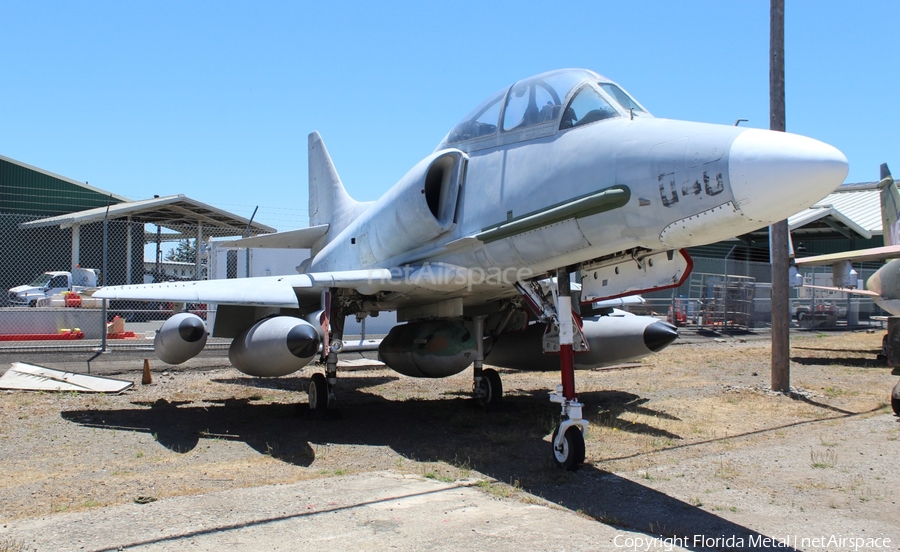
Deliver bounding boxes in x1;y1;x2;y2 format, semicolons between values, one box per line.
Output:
438;69;650;151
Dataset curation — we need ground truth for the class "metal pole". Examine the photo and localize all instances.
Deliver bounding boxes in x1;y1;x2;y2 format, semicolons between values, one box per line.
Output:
125;215;133;284
195;221;203;280
155;225;162;279
71;224;81;270
101;196;112;353
101;220;108;354
770;0;790;392
244;206;258;279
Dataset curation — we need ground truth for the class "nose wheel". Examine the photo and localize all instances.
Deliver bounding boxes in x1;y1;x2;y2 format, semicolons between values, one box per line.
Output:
552;423;586;471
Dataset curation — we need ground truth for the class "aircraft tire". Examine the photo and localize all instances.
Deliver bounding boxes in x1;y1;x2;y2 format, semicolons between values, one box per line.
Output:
309;373;329;411
891;380;900;417
477;369;503;406
552;425;585;471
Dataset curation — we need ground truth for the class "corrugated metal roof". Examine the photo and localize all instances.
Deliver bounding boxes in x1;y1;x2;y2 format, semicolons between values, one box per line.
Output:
788;205;871;239
18;194;276;236
812;182;882;236
0;154;130;217
741;179;885;243
0;154;130;202
790;180;884;236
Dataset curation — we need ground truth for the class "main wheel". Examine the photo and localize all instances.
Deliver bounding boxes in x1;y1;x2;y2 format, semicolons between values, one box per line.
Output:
308;373;329;411
892;380;900;417
552;425;585;471
476;368;503;406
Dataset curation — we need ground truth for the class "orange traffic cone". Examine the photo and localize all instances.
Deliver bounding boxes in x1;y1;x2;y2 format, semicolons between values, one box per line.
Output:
142;359;152;385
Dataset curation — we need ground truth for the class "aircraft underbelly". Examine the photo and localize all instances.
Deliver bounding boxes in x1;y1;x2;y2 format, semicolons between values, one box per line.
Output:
875;299;900;316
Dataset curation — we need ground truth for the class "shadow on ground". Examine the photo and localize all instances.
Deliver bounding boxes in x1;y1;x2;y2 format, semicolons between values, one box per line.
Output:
790;355;887;369
59;372;821;551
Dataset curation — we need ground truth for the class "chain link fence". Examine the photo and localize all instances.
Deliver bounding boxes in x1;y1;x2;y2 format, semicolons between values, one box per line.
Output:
0;216;398;352
0;215;887;352
640;257;886;331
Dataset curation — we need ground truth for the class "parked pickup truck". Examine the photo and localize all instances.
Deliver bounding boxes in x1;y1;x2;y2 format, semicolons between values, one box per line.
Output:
7;268;100;306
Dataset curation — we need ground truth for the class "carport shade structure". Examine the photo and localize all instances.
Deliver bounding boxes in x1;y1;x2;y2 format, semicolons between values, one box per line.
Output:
18;194;276;285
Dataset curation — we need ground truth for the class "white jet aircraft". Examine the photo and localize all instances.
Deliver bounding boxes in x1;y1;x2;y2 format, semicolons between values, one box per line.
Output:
792;164;900;416
96;68;848;469
794;164;900;315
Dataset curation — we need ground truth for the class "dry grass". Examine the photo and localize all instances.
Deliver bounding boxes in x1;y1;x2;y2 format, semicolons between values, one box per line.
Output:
0;330;895;525
0;538;27;552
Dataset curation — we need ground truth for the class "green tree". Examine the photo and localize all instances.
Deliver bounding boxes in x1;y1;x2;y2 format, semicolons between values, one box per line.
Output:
165;239;196;263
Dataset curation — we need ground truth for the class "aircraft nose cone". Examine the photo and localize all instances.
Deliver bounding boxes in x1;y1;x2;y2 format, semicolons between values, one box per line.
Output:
644;321;678;352
728;129;848;224
287;324;321;359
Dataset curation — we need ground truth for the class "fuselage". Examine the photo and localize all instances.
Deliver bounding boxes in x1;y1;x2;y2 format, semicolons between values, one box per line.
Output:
867;259;900;315
307;69;847;308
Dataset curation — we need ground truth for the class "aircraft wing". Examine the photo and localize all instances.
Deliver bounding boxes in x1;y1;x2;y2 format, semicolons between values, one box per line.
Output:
216;224;329;249
94;269;402;308
800;284;881;297
793;245;900;267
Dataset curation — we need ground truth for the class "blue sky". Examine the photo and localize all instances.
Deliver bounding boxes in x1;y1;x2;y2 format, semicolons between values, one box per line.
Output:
1;1;897;230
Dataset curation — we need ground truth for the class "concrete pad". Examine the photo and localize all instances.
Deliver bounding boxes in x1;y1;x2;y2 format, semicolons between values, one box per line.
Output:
1;472;689;551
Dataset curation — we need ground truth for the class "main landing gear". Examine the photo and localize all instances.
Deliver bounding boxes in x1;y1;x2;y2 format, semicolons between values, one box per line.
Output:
308;372;329;410
516;268;590;471
308;338;342;415
308;291;343;416
892;379;900;417
471;315;504;407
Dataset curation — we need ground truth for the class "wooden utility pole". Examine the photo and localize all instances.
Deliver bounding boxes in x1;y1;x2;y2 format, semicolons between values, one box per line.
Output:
770;0;790;392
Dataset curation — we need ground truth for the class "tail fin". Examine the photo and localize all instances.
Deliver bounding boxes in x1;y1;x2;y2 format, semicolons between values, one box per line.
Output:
308;131;361;230
878;163;900;246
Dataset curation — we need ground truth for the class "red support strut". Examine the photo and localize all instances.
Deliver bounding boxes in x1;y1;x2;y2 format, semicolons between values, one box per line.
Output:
556;267;577;401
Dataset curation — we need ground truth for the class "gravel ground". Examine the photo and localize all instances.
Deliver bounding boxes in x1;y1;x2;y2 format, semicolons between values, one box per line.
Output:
0;330;898;551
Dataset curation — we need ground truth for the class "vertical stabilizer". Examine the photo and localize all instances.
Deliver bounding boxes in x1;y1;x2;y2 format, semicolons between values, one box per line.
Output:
308;132;360;230
878;163;900;246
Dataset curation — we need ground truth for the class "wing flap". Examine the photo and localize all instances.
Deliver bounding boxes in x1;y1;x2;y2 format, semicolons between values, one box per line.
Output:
94;264;481;308
94;275;313;307
94;269;412;307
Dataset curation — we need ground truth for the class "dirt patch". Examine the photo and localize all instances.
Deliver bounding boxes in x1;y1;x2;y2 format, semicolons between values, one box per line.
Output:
1;331;898;548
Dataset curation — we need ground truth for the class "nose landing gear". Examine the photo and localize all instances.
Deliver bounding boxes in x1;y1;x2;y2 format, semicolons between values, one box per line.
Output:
516;268;590;471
